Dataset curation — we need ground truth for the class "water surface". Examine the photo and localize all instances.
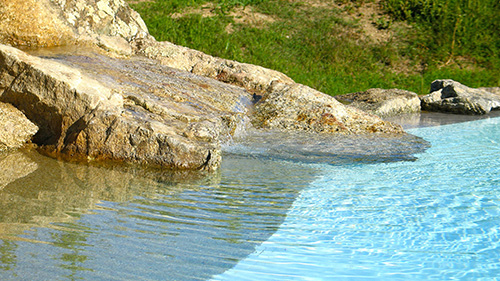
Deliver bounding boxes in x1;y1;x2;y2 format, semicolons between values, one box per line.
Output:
0;151;317;280
216;116;500;280
1;115;499;280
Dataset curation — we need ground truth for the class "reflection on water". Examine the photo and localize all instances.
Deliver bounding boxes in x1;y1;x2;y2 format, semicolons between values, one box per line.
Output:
216;117;500;280
0;151;38;190
385;110;500;129
0;149;317;280
0;127;428;280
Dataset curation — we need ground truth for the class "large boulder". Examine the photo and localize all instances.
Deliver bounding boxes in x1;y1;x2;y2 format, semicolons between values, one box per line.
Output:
421;80;500;115
0;102;38;151
0;0;148;50
0;44;251;170
0;0;406;170
479;87;500;95
253;83;403;134
335;88;421;117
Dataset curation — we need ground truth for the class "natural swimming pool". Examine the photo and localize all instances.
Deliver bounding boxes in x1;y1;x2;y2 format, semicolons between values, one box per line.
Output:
1;115;500;280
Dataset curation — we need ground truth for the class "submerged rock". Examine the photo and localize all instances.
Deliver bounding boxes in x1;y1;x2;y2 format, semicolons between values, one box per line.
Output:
0;0;406;170
0;102;38;151
421;80;500;115
225;128;429;165
336;88;421;117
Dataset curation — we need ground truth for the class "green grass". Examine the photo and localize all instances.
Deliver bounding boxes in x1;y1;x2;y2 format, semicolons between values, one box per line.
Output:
129;0;499;95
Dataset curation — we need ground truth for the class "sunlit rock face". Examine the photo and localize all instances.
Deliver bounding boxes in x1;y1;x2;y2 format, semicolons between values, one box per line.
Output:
252;83;404;134
336;88;421;118
421;80;500;115
0;0;74;47
0;0;406;170
0;0;148;50
0;45;252;170
0;102;38;152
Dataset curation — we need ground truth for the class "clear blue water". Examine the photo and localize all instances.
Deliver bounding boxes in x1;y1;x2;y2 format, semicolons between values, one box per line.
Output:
216;117;500;280
1;116;500;280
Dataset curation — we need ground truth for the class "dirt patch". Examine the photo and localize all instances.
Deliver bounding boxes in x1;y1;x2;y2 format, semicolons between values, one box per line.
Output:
230;6;276;27
226;6;276;33
171;3;276;33
296;0;337;9
348;1;393;43
125;0;154;4
171;3;215;19
289;0;394;44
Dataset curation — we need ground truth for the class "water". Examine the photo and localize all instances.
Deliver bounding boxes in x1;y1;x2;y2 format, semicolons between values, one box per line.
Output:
1;116;500;280
0;152;317;280
216;116;500;280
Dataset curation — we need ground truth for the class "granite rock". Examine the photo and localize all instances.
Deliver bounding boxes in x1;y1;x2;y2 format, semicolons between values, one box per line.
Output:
335;88;421;117
479;87;500;96
421;80;500;115
0;0;406;170
252;83;404;134
0;44;250;170
0;0;148;54
0;102;38;151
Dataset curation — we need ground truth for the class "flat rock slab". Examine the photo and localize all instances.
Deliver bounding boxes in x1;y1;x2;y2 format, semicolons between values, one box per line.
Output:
421;80;500;115
0;44;251;170
336;88;421;117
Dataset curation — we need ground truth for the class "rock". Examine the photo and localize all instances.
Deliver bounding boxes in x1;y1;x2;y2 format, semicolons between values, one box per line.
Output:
0;44;249;170
335;88;421;117
0;0;148;53
0;0;406;170
0;102;38;151
421;80;500;115
252;83;404;134
133;39;295;94
479;87;500;96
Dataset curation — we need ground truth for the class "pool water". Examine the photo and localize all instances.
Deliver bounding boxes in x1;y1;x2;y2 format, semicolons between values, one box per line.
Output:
0;154;318;280
1;116;500;280
217;117;500;280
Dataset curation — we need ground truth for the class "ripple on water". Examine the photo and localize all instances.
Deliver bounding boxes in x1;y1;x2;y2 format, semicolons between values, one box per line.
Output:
215;117;500;280
3;115;499;280
0;150;318;280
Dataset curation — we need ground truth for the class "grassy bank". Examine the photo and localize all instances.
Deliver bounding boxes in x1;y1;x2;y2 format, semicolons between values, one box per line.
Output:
127;0;499;96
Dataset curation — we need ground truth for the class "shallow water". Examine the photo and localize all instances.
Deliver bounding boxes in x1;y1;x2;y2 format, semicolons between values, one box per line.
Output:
0;151;318;280
216;116;500;280
1;116;499;280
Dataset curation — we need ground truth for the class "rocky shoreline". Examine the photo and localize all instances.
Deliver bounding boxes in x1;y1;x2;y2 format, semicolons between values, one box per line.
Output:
0;0;499;170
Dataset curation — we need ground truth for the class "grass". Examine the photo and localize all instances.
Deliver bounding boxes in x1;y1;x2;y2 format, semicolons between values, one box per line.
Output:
128;0;500;96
